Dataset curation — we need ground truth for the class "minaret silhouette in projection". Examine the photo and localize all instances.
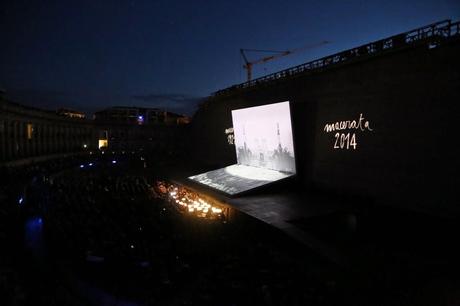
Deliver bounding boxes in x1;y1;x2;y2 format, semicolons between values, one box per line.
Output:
243;124;247;151
239;124;251;165
277;122;282;151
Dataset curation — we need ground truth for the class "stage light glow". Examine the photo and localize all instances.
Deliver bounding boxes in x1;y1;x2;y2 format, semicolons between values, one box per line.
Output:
80;164;84;168
189;164;293;195
112;160;117;164
18;197;24;205
88;163;93;166
159;182;227;220
225;164;291;181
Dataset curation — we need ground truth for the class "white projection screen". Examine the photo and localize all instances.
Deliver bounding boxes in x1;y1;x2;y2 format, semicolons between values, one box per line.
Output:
232;101;296;173
189;101;296;196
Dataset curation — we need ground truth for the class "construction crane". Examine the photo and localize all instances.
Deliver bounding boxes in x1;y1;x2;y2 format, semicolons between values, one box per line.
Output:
240;40;330;81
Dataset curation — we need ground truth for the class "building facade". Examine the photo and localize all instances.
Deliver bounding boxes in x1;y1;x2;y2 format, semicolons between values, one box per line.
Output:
0;98;96;164
94;106;190;126
94;106;191;154
0;100;192;165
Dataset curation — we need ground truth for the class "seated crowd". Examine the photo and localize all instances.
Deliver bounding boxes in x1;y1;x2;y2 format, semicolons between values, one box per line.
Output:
1;155;336;305
39;160;334;305
0;156;92;306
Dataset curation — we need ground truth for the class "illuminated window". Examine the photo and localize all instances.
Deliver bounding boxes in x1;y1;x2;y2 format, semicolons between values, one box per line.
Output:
27;123;33;140
98;139;108;149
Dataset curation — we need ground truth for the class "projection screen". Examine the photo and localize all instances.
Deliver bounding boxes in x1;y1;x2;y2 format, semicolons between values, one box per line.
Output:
232;101;296;173
189;101;296;196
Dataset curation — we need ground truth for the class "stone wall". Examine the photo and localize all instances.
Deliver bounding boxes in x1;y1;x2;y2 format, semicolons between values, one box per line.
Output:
190;37;460;215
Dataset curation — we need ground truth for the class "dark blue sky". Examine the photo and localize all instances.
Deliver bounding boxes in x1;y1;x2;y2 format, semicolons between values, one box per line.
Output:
1;0;459;115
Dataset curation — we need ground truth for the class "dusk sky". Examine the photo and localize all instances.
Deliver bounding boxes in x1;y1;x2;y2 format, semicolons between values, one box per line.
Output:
1;0;459;115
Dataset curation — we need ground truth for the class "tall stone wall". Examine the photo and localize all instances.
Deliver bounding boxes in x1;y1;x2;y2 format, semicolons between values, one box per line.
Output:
190;38;460;214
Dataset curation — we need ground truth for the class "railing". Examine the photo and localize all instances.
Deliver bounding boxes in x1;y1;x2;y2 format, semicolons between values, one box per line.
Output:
215;19;460;96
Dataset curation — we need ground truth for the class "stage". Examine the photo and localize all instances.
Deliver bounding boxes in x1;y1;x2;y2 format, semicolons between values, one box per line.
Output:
173;176;356;267
188;164;294;196
174;99;363;266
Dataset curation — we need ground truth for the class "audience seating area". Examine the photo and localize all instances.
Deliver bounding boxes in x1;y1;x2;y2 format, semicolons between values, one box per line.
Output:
2;154;459;305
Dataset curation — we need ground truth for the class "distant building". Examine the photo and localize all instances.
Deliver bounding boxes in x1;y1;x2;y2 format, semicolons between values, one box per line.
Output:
0;98;96;164
57;108;86;119
0;99;190;164
93;106;190;153
94;106;190;126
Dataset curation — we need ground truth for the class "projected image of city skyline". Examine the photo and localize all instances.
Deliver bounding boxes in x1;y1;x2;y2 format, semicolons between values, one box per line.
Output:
232;101;296;173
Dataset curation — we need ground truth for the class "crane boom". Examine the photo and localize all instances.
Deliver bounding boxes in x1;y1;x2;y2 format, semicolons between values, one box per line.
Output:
241;40;330;81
